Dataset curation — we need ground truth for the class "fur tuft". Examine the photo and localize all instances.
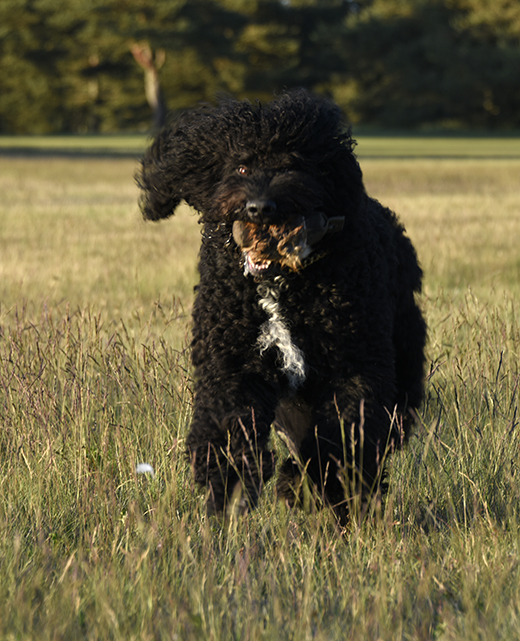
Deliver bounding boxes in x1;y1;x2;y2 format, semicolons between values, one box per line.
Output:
257;282;307;390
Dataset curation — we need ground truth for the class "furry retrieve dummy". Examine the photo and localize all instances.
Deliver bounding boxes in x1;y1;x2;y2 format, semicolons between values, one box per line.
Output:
138;89;427;523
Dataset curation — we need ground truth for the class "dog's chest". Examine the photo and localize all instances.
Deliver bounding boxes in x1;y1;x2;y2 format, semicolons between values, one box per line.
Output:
256;282;306;389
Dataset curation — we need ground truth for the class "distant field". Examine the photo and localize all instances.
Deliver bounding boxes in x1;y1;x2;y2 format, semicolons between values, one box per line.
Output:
1;152;520;639
0;134;147;156
357;135;520;158
1;133;519;158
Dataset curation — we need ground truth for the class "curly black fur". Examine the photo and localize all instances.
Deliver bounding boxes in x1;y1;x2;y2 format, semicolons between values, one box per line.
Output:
137;89;427;523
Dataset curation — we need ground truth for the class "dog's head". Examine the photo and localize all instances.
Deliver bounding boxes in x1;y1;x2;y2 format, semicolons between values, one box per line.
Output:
137;89;364;277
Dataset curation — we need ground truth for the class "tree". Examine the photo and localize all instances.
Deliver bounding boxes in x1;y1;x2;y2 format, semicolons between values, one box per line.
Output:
1;0;520;132
130;42;167;129
234;0;355;98
0;0;66;133
340;0;520;127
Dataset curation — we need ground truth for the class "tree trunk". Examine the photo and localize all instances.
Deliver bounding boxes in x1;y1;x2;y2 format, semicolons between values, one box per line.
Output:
130;42;168;130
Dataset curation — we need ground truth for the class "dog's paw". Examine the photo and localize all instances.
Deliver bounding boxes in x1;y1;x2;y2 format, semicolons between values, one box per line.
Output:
276;458;305;508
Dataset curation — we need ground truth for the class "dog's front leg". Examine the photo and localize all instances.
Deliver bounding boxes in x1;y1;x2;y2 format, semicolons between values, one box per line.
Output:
186;378;277;516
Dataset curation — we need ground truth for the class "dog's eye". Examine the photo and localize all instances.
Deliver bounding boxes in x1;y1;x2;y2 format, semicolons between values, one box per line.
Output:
237;165;249;176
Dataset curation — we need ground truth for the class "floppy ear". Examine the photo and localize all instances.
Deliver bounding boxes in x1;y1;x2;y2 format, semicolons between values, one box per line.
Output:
136;107;222;221
137;126;182;221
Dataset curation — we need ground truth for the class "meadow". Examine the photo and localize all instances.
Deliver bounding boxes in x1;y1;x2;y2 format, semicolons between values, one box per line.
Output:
1;140;520;639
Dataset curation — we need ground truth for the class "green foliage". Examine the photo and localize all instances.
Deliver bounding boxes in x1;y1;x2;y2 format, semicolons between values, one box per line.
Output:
0;0;150;133
2;0;520;132
340;0;520;127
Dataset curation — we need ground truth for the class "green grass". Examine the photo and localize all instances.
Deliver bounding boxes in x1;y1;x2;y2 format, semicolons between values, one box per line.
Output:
356;135;520;158
1;132;519;158
1;152;520;639
0;135;148;156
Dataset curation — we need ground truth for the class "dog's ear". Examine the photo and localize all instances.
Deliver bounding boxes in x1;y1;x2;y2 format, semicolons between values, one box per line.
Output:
137;107;222;220
137;125;182;221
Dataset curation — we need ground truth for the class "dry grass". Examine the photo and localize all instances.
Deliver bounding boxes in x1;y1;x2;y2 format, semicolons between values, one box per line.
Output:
1;153;520;640
363;159;520;296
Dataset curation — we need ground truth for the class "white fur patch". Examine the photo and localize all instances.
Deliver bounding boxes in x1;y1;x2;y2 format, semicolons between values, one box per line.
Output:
257;284;306;389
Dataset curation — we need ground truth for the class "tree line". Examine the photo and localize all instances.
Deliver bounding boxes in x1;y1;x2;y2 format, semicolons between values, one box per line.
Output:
1;0;519;134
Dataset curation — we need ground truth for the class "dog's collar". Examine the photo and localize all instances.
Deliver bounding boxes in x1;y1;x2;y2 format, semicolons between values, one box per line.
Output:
297;214;343;270
299;248;331;270
294;214;345;271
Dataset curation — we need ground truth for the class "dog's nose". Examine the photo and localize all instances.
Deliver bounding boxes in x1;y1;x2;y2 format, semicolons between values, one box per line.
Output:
245;199;277;222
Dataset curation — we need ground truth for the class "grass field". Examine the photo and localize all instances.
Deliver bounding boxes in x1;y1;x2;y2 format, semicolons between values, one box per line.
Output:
1;132;520;158
1;144;520;639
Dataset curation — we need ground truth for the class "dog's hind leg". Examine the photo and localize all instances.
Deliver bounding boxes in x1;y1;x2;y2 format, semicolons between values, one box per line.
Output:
392;233;427;437
275;387;394;525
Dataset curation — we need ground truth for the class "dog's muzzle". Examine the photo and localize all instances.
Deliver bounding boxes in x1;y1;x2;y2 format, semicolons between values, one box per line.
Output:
232;213;344;277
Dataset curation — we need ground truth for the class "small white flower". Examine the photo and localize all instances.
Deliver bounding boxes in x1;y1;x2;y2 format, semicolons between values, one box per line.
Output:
136;463;155;478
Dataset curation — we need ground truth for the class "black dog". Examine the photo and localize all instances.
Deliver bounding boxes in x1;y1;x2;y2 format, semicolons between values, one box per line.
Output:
138;89;426;522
